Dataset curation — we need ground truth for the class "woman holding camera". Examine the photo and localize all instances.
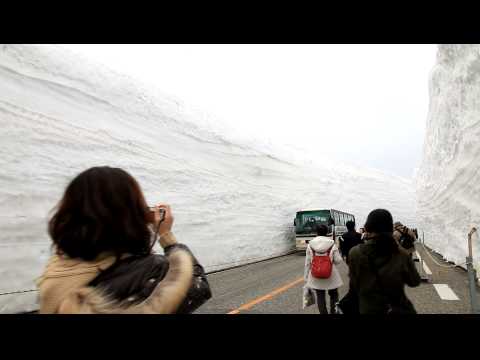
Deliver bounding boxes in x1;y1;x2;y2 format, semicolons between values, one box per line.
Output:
37;166;211;314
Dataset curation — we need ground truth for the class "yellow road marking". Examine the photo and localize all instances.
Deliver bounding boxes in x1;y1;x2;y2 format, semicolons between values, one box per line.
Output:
227;277;304;314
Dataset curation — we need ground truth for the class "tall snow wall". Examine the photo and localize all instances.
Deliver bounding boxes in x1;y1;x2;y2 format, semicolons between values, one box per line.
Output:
416;44;480;270
0;45;416;312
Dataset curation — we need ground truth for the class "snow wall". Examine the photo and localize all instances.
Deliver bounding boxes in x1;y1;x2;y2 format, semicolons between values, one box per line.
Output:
0;44;415;312
416;44;480;272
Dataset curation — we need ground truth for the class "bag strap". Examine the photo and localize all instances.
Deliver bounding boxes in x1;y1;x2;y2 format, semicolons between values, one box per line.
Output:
312;247;332;256
310;245;333;260
327;246;333;260
366;253;394;310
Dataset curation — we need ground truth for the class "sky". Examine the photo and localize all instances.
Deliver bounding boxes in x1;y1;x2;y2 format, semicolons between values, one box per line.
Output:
61;44;437;179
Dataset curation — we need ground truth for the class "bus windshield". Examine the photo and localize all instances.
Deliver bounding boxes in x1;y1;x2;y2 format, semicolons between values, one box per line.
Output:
295;210;331;234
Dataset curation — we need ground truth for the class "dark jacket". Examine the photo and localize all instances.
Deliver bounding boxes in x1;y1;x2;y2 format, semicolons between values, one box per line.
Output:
347;238;421;314
340;230;363;260
89;243;212;314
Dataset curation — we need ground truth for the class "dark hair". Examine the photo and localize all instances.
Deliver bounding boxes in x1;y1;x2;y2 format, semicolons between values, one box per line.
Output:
48;166;152;261
364;209;393;233
364;209;398;255
346;220;355;231
316;224;328;236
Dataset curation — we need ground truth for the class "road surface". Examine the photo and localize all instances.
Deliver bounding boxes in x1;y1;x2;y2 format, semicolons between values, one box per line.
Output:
195;244;479;314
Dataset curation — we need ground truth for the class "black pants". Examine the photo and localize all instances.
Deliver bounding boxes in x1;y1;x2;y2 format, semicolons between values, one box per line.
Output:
315;289;339;314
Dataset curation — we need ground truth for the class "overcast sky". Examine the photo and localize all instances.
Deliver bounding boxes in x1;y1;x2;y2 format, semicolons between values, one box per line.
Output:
62;44;437;179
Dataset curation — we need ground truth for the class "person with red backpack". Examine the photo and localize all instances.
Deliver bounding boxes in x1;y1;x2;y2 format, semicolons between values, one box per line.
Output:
304;224;344;314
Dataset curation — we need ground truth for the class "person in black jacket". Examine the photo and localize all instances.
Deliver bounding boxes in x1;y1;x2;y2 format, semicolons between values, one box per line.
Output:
340;220;363;263
37;166;211;314
347;209;421;314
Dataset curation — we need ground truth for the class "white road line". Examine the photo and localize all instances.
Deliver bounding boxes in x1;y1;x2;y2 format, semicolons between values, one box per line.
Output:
433;284;459;301
422;261;432;275
415;250;432;276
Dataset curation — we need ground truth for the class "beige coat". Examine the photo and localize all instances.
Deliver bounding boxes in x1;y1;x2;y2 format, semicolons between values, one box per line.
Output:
304;236;344;290
36;232;194;314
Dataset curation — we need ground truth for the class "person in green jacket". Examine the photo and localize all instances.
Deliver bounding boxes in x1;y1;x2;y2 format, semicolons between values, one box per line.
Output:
347;209;421;314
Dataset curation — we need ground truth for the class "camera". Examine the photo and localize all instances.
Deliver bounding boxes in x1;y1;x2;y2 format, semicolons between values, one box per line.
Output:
147;207;166;223
399;231;416;250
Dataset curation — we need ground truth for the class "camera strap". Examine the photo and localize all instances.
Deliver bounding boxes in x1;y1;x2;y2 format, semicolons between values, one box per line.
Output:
150;214;166;252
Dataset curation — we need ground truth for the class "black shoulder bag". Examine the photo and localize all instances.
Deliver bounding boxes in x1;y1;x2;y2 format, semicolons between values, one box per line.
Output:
89;247;212;314
90;213;211;313
366;254;415;315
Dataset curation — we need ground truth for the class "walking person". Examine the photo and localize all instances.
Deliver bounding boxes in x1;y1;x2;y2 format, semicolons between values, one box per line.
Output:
37;166;211;314
304;224;343;314
347;209;421;314
340;220;364;263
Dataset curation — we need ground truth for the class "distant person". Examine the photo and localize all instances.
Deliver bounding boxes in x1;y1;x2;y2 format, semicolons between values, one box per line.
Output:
340;221;363;263
304;224;343;314
347;209;421;314
306;217;316;232
359;227;366;241
37;166;211;314
393;221;417;257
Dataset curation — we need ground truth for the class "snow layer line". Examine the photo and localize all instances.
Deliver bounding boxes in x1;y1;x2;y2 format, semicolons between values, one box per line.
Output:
0;44;416;312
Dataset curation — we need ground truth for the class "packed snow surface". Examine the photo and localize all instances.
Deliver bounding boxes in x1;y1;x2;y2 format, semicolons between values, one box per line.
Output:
416;44;480;270
0;45;415;312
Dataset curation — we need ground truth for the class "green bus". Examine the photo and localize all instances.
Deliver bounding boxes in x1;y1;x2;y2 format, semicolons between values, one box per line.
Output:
294;209;355;251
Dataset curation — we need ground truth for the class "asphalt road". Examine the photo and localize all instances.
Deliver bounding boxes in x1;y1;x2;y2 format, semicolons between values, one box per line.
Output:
195;244;480;314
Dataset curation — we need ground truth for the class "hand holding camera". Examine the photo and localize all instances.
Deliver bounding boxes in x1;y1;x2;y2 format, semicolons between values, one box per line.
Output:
149;204;174;236
148;204;175;250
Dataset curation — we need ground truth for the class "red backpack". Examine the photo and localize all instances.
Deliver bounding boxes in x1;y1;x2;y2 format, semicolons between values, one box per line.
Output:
311;247;333;279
